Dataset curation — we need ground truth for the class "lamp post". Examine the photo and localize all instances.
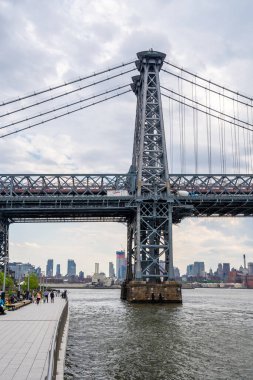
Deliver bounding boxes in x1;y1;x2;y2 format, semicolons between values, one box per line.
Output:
27;271;30;293
17;264;21;300
2;256;9;302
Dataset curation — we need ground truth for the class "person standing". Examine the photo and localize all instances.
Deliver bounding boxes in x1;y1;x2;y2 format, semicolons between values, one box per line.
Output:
50;290;54;303
0;298;6;315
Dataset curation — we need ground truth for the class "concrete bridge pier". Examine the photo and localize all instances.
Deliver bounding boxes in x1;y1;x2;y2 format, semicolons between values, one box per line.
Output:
121;280;182;303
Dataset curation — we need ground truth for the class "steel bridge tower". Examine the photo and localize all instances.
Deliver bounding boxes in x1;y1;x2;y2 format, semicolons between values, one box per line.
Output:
122;50;182;302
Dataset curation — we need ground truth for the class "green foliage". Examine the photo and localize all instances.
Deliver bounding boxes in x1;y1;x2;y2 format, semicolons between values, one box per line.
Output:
0;271;14;289
21;273;39;291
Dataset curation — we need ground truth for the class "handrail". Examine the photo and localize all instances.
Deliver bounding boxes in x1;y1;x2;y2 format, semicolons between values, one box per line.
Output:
46;299;68;380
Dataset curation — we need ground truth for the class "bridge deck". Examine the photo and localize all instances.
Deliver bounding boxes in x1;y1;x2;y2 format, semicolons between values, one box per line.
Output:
0;297;67;380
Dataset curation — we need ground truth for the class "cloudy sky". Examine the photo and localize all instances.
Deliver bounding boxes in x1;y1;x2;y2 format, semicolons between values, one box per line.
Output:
1;0;253;276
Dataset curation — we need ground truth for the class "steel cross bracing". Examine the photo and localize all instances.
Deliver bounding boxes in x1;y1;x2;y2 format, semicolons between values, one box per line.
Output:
1;51;253;274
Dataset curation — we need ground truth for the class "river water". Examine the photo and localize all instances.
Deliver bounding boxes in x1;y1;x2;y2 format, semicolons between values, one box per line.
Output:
64;288;253;380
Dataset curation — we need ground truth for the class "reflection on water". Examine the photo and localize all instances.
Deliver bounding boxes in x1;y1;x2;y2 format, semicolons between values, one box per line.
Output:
64;289;253;380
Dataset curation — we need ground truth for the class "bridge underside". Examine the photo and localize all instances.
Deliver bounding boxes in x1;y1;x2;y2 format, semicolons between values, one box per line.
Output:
1;195;253;223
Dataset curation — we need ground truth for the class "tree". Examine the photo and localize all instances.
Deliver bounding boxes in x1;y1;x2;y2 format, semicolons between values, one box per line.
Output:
0;271;14;290
22;273;39;291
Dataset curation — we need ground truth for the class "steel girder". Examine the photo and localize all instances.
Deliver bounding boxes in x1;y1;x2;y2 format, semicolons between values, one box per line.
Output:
0;174;131;196
1;173;253;198
168;174;253;195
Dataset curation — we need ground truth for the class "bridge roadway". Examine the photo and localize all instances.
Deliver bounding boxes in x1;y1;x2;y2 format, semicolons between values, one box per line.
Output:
0;296;67;380
1;173;253;222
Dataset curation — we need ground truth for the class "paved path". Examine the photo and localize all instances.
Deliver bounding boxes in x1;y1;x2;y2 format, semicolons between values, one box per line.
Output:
0;297;67;380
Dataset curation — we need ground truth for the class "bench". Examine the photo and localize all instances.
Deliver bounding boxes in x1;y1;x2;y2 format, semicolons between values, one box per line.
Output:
5;300;31;311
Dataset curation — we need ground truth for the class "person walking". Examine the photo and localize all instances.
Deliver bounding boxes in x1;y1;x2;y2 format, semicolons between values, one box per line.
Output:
44;290;49;303
50;290;54;303
36;292;41;305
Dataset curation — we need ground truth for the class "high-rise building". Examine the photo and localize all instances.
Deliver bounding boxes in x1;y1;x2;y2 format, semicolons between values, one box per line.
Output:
95;263;99;274
8;262;36;280
56;264;61;277
46;259;54;277
174;267;180;279
248;262;253;275
216;263;223;279
35;267;42;277
67;260;76;276
159;260;166;275
116;250;126;281
109;262;115;278
223;263;230;281
79;271;84;280
186;264;194;277
193;262;205;277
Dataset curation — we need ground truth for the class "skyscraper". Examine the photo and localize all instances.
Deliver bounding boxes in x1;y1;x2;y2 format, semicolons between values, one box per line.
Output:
56;264;61;277
95;263;99;274
193;262;205;277
186;264;194;277
116;250;126;281
223;263;230;281
46;259;53;277
248;262;253;275
67;259;76;276
109;262;115;278
217;263;223;279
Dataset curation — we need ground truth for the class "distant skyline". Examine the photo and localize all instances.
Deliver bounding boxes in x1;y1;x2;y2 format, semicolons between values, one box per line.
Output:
2;0;253;275
11;249;252;279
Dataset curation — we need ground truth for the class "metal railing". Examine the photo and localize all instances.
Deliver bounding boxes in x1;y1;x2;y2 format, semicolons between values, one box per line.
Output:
46;299;69;380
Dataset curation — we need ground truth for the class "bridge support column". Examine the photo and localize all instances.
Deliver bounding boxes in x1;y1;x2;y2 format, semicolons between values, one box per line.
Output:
122;50;182;303
121;203;182;303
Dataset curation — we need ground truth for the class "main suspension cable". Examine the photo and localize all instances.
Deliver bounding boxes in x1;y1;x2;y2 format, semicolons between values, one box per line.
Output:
161;92;253;132
161;85;253;128
0;89;131;138
0;68;136;118
0;84;131;130
0;60;135;107
162;68;252;108
164;60;253;102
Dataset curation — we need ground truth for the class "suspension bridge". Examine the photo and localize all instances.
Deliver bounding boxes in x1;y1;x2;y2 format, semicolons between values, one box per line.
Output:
1;49;253;302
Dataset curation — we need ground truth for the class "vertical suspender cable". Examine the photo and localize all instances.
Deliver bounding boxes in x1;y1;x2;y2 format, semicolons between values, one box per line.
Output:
181;69;186;173
169;98;174;173
178;77;183;173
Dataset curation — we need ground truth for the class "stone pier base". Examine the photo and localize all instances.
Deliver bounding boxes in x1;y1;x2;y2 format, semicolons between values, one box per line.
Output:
121;280;182;303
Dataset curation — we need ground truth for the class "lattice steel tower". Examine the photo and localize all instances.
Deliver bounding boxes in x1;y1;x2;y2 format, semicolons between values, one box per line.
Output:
122;50;182;302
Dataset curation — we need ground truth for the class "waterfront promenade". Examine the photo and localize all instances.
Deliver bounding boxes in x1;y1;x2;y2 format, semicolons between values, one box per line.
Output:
0;297;67;380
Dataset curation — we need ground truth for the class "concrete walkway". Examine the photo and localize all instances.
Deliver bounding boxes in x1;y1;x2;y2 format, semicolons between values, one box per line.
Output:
0;297;67;380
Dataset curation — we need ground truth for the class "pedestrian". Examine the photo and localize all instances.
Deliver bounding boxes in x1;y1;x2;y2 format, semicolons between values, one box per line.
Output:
44;290;49;303
50;290;54;303
36;292;41;305
0;298;6;315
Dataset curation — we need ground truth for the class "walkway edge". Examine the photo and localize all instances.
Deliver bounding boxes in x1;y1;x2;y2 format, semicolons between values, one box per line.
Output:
46;300;69;380
56;306;70;380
